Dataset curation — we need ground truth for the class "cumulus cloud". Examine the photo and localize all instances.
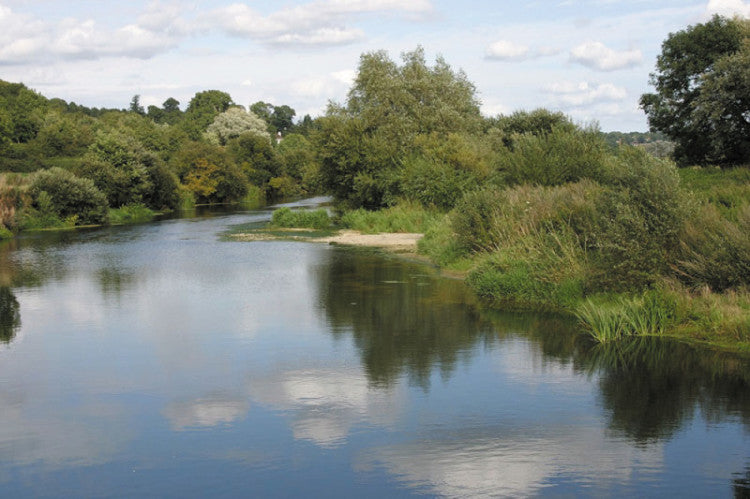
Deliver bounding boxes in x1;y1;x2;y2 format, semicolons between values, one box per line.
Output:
485;40;530;60
248;367;403;448
205;0;433;46
485;40;561;62
0;2;183;64
569;41;642;71
705;0;750;18
545;81;627;107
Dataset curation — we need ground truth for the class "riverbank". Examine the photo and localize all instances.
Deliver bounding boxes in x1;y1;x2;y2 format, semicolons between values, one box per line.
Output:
249;200;750;355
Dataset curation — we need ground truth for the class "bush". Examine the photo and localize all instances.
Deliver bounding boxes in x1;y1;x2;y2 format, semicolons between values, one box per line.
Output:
590;147;686;290
27;167;108;225
451;180;602;254
400;155;478;209
494;125;608;186
270;207;331;230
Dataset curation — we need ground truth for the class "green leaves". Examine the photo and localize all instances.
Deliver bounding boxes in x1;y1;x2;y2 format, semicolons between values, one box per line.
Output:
641;15;750;165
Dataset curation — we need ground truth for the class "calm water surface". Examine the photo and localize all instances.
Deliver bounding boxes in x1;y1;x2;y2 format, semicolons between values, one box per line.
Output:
1;200;749;497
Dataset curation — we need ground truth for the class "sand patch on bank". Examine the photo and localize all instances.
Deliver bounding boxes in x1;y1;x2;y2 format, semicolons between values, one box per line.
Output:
232;229;422;252
318;230;422;251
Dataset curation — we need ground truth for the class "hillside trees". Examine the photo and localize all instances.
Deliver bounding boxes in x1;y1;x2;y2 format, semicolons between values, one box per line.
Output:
640;15;750;165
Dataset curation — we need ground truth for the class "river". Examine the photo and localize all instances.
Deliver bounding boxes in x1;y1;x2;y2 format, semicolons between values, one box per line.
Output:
0;199;748;497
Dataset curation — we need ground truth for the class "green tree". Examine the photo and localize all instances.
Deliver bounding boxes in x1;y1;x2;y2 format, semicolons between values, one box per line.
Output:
181;90;234;140
316;46;483;208
226;132;280;186
129;94;145;115
640;15;750;165
170;141;248;204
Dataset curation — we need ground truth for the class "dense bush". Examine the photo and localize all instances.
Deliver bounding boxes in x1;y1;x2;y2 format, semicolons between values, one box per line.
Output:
494;125;609;186
590;147;686;290
451;180;602;255
27;167;108;225
340;202;440;234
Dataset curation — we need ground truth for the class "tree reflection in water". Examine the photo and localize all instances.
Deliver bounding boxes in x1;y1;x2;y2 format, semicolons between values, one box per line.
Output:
317;249;750;449
0;287;20;343
316;248;494;389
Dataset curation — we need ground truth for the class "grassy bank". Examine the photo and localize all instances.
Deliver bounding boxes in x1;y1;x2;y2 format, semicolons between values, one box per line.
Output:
268;160;749;352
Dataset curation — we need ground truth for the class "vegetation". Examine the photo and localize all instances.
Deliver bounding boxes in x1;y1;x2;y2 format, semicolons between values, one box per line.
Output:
0;80;322;236
1;16;748;349
270;207;331;230
640;15;750;165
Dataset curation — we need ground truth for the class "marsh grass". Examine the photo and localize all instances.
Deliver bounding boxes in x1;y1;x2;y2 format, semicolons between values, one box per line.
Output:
576;291;675;343
271;207;331;230
109;204;156;225
339;202;441;234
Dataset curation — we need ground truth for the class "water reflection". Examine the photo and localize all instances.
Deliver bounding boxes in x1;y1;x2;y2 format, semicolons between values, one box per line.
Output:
585;338;750;443
317;249;494;388
0;287;20;343
249;367;404;448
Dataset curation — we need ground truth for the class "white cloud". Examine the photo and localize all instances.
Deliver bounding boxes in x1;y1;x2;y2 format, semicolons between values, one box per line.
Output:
331;69;356;86
249;367;404;448
545;81;627;107
0;3;182;64
705;0;750;18
163;396;249;430
570;41;642;71
205;0;433;47
485;40;530;60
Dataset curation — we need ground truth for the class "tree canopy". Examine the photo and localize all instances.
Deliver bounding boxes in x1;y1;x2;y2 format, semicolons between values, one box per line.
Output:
640;15;750;165
316;46;483;208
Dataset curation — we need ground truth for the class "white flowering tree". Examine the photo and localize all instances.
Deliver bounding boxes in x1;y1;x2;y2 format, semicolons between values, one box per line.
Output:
205;107;270;145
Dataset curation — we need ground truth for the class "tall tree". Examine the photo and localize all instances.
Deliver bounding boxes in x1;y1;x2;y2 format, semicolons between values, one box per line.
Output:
640;15;750;165
315;46;483;208
182;90;234;140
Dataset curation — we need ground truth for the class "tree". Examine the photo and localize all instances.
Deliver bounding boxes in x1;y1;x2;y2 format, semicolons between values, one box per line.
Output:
205;107;270;145
315;46;483;208
129;95;145;115
640;15;750;165
181;90;234;140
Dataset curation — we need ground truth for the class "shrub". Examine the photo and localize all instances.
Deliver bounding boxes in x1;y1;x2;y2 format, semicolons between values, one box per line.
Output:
451;180;602;254
270;207;331;230
590;147;686;290
28;167;108;225
494;125;608;186
400;155;478;209
108;203;155;224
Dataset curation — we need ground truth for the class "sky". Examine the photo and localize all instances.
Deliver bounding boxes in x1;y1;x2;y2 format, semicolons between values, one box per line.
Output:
0;0;748;131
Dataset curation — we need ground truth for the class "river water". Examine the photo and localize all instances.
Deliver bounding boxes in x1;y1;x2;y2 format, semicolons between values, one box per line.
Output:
0;200;748;497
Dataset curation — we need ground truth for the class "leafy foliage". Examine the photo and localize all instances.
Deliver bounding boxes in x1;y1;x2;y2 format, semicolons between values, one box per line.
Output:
27;167;108;225
640;15;750;165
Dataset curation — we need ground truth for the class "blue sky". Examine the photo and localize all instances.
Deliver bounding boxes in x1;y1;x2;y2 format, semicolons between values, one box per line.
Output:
1;0;748;131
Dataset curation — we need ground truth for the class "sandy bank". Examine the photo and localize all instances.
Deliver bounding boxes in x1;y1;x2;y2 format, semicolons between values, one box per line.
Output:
232;229;423;253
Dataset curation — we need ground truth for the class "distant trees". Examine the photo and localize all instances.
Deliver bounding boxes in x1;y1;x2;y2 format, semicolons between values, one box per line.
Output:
640;15;750;165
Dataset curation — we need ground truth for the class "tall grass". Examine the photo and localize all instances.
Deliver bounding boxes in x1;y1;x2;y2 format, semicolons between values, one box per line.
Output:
108;203;156;225
576;290;676;343
339;201;441;234
270;207;331;230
